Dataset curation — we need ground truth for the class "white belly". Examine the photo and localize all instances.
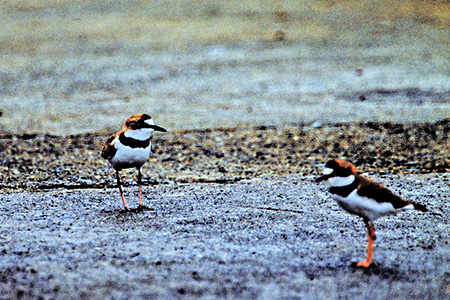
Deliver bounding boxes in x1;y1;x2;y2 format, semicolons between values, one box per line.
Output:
109;142;152;170
333;190;396;221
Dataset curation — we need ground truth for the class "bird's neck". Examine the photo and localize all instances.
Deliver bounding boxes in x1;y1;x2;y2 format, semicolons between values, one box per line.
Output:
328;174;356;187
328;175;359;197
123;128;152;141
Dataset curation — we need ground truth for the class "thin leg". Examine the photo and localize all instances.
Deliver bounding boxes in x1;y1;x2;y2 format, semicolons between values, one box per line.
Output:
357;220;376;268
116;170;129;211
137;167;143;209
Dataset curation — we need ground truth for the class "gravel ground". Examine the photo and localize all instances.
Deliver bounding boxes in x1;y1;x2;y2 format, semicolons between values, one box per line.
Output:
1;121;450;299
0;175;449;299
1;121;449;190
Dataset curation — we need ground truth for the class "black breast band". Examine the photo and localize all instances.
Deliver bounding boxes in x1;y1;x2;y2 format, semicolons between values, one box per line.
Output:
119;133;150;149
328;179;358;197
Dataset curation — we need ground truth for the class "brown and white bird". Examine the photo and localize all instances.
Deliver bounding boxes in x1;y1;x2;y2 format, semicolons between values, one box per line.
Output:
316;159;427;268
101;113;166;211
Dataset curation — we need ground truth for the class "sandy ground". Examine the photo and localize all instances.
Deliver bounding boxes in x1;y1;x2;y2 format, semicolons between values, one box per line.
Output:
1;42;450;135
0;1;450;135
1;121;449;299
1;175;449;299
1;1;450;299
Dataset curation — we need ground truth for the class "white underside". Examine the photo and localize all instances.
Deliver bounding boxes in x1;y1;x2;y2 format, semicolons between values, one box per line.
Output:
109;138;152;170
334;189;414;221
323;174;414;220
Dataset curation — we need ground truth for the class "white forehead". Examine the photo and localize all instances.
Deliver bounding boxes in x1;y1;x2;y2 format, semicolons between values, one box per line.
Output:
322;167;333;175
144;118;155;125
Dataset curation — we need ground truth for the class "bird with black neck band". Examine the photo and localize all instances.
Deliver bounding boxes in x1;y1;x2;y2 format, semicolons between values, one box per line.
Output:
316;159;427;268
101;113;167;211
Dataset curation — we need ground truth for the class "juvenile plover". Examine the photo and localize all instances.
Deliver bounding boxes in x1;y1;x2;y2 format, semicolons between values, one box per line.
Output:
316;159;427;268
101;113;166;211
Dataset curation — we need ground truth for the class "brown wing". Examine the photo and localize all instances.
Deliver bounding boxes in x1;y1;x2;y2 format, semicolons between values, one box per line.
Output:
356;176;410;209
100;134;117;160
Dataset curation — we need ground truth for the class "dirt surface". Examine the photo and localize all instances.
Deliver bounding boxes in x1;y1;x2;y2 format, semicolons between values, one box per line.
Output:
1;1;450;299
1;121;450;190
1;1;450;135
1;121;450;299
1;175;449;299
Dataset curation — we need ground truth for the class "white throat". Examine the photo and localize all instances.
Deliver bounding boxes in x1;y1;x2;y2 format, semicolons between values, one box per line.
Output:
322;167;333;175
327;175;355;187
124;128;153;140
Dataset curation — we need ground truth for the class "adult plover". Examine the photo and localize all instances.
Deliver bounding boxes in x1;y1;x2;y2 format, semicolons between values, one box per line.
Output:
316;159;427;268
101;113;166;211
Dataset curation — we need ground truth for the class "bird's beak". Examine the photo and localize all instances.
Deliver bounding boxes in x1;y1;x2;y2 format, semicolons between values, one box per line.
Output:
140;119;167;132
315;174;329;183
315;167;333;182
151;125;167;132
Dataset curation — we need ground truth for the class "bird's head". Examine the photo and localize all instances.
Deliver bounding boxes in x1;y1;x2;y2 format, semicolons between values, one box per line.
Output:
124;113;166;131
315;159;357;187
123;113;167;139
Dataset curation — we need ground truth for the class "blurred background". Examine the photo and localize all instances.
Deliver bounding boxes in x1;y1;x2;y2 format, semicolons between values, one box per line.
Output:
0;0;449;135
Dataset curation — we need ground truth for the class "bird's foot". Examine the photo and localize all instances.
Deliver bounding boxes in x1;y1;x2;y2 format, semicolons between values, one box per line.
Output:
356;259;372;268
137;205;152;211
117;205;152;213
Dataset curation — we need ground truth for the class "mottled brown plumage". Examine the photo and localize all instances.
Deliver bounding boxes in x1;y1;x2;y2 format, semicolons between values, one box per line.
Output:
101;134;117;160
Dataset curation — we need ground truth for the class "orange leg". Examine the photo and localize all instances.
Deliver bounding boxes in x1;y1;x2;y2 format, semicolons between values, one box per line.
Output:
357;220;376;268
137;168;143;209
116;170;129;211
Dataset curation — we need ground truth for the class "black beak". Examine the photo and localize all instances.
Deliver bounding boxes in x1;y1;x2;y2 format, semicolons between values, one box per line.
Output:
137;120;167;132
315;174;330;183
151;125;167;132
